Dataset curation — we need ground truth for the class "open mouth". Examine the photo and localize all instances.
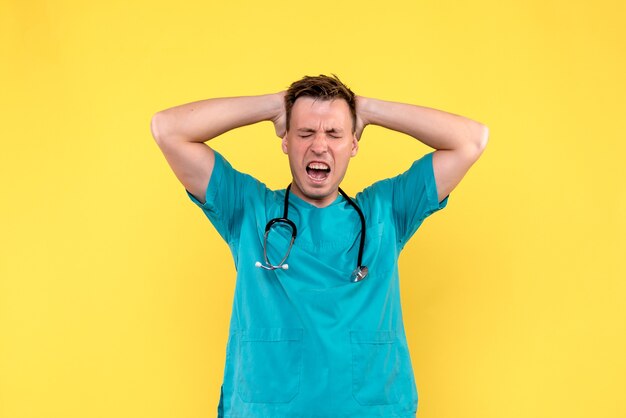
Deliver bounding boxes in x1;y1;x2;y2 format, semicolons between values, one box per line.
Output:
306;162;331;182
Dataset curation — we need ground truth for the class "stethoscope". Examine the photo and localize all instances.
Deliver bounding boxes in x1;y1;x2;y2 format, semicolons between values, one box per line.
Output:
255;184;369;283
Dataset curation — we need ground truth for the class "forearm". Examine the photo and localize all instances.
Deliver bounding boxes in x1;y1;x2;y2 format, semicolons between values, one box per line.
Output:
152;93;283;144
358;97;488;152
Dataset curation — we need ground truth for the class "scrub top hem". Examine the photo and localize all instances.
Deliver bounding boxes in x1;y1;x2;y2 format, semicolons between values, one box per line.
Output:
219;413;416;418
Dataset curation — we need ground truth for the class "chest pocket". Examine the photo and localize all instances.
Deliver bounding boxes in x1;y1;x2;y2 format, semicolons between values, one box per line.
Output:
350;330;410;405
237;328;303;403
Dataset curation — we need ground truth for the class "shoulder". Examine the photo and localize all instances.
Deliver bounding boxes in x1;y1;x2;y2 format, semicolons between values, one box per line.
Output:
186;150;273;211
354;154;431;205
354;151;447;223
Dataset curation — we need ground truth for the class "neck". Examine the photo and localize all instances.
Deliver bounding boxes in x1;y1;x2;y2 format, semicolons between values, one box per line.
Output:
289;181;339;208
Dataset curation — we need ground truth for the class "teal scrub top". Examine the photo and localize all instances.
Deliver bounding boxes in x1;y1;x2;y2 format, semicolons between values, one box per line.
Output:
186;151;448;418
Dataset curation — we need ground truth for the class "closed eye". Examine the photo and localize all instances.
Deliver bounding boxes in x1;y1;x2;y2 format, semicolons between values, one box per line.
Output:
297;128;315;138
326;129;343;139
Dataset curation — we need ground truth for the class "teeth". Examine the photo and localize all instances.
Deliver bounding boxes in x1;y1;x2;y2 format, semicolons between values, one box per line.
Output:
308;162;330;170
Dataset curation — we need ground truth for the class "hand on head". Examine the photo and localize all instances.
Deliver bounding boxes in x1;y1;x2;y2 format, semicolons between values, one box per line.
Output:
354;95;368;141
272;91;287;139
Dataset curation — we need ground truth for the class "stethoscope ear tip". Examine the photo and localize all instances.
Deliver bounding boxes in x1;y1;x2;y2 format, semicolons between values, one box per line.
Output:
282;264;289;270
255;261;262;268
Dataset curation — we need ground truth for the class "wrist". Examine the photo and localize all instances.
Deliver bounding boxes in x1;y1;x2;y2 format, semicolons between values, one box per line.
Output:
356;96;374;127
267;91;286;121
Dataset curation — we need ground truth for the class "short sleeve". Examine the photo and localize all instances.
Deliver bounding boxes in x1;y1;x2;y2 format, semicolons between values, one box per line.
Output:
358;152;449;249
185;150;260;244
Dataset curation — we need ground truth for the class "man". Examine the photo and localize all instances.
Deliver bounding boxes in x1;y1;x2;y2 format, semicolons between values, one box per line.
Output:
151;74;488;417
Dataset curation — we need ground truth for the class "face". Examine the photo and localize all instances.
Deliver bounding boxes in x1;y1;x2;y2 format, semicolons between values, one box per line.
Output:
282;97;358;207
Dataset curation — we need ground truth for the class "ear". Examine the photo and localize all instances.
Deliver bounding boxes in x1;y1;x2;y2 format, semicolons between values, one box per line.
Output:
282;134;288;154
350;132;359;157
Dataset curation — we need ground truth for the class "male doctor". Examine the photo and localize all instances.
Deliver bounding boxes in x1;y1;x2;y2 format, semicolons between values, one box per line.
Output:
151;74;488;418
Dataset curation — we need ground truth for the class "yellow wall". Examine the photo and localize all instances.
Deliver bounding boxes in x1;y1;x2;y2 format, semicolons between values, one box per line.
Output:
1;1;625;417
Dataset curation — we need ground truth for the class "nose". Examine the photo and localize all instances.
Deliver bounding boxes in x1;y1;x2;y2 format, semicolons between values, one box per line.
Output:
310;133;328;154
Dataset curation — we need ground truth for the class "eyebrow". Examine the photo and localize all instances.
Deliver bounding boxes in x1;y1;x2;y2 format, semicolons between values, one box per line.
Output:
296;128;344;133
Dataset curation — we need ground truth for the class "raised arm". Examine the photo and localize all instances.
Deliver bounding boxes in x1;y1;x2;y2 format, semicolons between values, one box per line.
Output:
356;97;489;202
150;93;285;204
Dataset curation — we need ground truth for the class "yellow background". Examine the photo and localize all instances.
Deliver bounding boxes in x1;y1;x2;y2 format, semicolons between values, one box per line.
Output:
1;0;625;417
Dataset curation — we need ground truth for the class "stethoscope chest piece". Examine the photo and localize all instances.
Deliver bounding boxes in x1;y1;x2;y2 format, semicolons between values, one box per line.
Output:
351;266;369;283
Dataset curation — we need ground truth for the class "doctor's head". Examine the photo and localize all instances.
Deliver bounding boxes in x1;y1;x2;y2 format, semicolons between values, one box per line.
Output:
282;74;359;208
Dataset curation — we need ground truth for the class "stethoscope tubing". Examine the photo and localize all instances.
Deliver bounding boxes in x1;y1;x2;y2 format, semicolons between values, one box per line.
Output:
256;184;368;281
